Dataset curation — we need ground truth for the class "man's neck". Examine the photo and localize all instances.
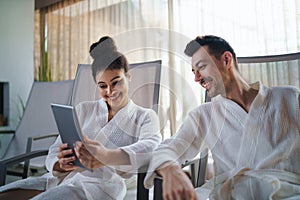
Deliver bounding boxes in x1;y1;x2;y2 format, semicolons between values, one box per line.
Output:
225;76;258;113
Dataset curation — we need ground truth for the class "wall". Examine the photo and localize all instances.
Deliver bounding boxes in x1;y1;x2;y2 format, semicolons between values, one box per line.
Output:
0;0;34;130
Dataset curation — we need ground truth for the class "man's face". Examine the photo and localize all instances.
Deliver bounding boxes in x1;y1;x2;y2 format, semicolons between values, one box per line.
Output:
191;46;226;98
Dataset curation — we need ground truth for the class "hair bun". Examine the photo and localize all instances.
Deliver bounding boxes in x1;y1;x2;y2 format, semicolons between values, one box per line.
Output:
89;36;118;59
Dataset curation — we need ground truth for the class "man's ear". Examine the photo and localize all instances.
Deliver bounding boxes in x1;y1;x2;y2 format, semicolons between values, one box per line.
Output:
222;51;232;67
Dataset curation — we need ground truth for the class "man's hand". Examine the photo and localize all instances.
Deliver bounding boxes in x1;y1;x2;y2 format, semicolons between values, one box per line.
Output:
157;163;197;200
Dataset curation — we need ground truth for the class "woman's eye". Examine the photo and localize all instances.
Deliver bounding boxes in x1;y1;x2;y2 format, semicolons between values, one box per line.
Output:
112;80;122;87
99;85;107;89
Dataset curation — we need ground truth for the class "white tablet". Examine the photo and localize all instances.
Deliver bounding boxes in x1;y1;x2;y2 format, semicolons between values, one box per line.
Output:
50;103;89;170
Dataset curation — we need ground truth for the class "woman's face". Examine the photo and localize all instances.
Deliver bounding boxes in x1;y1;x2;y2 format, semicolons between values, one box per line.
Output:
96;69;130;112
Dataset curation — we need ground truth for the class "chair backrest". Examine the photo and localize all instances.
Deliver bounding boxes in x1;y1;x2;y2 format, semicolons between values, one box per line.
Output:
2;80;74;167
70;60;162;113
70;64;99;106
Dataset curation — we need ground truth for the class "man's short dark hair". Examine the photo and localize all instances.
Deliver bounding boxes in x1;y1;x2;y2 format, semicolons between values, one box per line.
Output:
184;35;237;67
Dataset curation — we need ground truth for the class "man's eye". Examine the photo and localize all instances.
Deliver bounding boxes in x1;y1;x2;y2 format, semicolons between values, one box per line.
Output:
99;85;107;89
198;64;207;70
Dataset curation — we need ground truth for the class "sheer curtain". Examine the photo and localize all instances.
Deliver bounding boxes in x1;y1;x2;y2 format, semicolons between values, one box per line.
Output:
34;0;300;137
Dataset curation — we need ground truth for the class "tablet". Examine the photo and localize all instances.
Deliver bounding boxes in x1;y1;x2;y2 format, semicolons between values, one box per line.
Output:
50;103;89;170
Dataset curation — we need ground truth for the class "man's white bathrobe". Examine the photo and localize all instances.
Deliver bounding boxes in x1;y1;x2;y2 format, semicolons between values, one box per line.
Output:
145;82;300;199
0;99;161;199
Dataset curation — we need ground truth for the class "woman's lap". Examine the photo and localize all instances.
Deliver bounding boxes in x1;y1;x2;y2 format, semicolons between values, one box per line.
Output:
31;185;87;200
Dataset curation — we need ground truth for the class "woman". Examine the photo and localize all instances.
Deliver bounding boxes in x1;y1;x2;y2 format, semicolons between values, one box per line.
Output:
0;36;161;200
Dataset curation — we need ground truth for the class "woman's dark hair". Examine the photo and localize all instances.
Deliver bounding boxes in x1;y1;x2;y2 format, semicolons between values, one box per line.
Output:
184;35;238;68
89;36;129;82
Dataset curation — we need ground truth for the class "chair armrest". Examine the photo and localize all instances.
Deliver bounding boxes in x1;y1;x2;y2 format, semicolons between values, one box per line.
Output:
182;157;199;168
30;133;59;141
0;150;49;186
0;130;15;134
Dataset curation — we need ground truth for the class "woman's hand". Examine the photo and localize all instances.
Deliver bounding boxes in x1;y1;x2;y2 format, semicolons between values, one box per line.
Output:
54;143;79;172
157;163;197;200
75;135;105;170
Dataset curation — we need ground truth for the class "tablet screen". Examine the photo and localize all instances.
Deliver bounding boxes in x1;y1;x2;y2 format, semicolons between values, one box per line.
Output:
51;103;91;171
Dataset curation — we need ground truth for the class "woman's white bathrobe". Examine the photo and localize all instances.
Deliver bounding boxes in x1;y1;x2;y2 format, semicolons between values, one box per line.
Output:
145;82;300;199
0;99;161;199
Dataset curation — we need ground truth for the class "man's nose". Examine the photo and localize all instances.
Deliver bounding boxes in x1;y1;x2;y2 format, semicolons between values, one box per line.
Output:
194;70;202;82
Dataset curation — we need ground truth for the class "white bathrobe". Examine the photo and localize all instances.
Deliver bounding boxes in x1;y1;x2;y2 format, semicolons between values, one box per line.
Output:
145;82;300;199
0;99;161;200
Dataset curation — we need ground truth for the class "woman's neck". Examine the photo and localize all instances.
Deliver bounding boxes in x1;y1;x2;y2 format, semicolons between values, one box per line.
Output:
106;100;129;121
106;102;114;121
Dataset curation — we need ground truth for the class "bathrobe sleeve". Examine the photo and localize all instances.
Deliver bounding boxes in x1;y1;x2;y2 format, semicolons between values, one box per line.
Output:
120;108;162;171
144;107;210;188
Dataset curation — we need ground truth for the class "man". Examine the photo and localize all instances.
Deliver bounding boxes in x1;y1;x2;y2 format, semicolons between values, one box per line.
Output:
145;35;300;200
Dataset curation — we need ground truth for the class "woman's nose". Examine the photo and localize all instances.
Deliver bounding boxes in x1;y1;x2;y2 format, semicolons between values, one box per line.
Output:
106;86;113;94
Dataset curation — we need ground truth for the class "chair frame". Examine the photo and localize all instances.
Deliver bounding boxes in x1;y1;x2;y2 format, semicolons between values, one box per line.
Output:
0;80;73;186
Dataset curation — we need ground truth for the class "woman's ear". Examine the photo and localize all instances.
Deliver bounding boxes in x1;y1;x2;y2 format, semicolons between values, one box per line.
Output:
125;73;131;81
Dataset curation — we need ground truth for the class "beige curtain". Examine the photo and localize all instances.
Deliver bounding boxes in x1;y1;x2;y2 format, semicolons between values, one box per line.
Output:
34;0;300;138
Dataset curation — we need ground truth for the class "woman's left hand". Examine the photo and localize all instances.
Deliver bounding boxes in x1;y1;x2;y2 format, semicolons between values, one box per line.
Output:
74;135;106;170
